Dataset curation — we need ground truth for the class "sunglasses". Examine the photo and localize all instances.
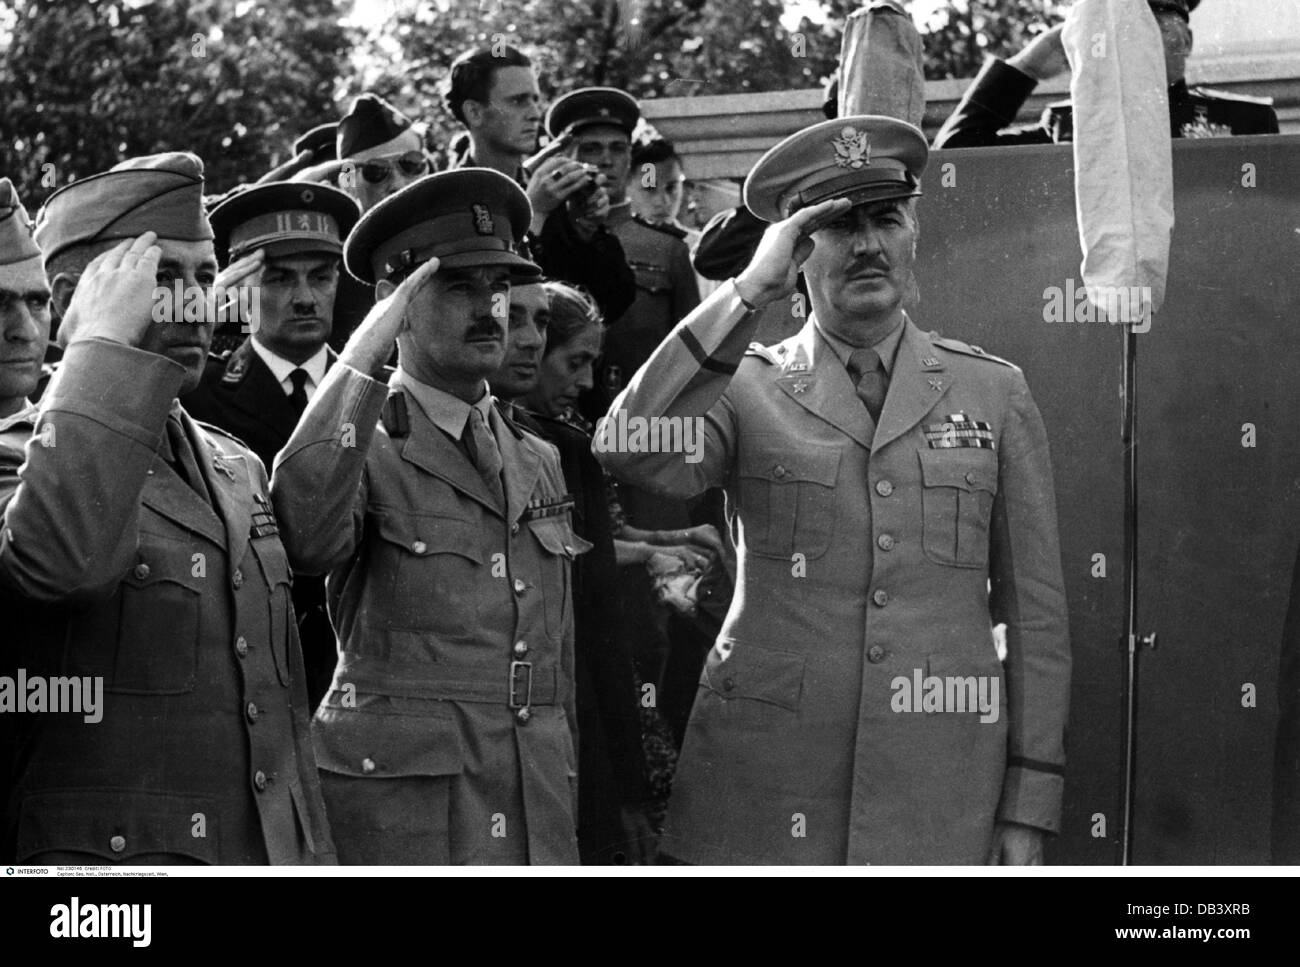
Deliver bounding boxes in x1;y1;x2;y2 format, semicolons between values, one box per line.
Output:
358;151;430;184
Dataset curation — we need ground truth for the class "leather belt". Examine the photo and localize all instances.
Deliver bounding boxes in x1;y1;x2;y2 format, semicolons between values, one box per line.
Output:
329;654;560;706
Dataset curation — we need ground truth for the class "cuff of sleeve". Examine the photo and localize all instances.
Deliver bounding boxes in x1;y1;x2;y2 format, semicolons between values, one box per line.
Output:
995;762;1065;834
43;338;186;449
977;58;1041;125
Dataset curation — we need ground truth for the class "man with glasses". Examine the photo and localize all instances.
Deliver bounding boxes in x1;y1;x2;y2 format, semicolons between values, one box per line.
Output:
334;94;432;213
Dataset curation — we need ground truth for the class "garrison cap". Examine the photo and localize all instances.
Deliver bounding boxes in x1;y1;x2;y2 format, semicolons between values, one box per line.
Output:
34;152;213;263
0;178;43;273
343;168;540;285
1149;0;1199;20
544;87;640;138
744;115;928;223
337;94;420;160
209;181;360;265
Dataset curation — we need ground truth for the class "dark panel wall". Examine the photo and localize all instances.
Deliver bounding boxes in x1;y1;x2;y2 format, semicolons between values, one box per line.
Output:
915;135;1300;864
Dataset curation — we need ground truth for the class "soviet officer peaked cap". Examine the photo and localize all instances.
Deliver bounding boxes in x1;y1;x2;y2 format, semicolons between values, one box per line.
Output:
343;168;540;286
744;115;929;223
544;87;640;138
209;181;360;266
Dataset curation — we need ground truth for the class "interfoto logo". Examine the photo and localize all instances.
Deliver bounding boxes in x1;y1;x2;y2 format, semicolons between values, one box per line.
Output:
593;410;705;465
50;898;151;947
1042;278;1152;332
0;669;103;723
152;281;260;331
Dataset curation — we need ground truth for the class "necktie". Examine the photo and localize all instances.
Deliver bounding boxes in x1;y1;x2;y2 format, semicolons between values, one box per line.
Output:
165;415;211;503
846;346;889;422
288;368;309;416
465;408;505;508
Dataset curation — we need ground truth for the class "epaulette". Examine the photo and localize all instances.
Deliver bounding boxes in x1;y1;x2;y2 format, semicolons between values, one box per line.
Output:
193;418;252;453
631;212;688;240
1189;85;1276;107
743;341;785;365
930;334;1019;369
381;391;409;437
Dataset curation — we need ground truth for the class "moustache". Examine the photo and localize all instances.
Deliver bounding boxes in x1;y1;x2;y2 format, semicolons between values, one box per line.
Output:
465;318;504;341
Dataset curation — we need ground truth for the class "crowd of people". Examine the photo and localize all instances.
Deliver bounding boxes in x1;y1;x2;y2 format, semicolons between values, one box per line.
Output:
0;0;1282;866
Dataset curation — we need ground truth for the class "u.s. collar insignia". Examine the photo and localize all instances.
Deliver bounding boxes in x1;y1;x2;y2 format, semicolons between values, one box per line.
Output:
921;356;941;368
212;453;238;481
787;361;810;373
927;377;944;391
471;203;495;236
791;378;811;394
832;126;871;169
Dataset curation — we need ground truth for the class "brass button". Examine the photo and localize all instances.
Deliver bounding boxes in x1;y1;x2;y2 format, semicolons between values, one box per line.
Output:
232;568;243;589
235;636;249;657
110;834;126;853
513;640;528;658
772;464;787;479
877;534;894;551
511;522;520;535
515;707;532;724
867;645;886;663
873;589;889;607
361;757;376;774
246;701;259;722
965;470;976;485
412;540;427;554
514;578;527;594
722;677;736;692
133;563;150;580
875;480;894;497
253;770;267;791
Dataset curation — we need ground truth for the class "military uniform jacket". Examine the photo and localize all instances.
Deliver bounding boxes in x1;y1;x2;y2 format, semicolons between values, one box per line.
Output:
595;282;1071;864
933;57;1279;148
270;363;588;864
0;339;335;865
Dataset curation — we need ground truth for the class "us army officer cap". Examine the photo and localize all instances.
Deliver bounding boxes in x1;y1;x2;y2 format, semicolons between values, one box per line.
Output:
343;168;540;285
209;181;360;265
544;87;640;138
744;115;928;223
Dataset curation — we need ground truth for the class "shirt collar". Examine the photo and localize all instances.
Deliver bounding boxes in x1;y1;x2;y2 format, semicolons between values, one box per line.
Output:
816;314;907;376
393;366;493;440
0;400;39;434
250;337;329;390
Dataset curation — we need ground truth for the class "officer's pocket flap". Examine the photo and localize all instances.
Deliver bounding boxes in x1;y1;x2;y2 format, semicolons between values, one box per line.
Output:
374;513;485;564
701;639;806;712
527;516;594;559
313;708;464;779
738;435;840;486
918;448;999;494
16;789;220;863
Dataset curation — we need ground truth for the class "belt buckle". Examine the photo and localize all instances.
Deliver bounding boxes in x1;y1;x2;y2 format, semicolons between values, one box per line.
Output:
508;660;533;710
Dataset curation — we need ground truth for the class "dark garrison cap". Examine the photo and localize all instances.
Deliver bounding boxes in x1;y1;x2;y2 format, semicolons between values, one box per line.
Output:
0;178;43;271
295;123;339;162
544;87;640;138
344;168;540;286
209;181;360;265
1149;0;1199;19
34;152;213;263
744;116;928;223
337;94;419;160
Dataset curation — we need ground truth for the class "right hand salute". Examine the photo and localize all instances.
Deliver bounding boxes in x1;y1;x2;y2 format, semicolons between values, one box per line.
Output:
734;196;851;309
340;255;441;377
61;233;163;348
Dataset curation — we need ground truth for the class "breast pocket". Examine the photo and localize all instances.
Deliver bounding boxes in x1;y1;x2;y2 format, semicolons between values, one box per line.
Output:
103;533;205;694
527;514;593;640
371;513;484;641
736;435;841;560
918;448;999;568
251;534;295;688
631;260;672;296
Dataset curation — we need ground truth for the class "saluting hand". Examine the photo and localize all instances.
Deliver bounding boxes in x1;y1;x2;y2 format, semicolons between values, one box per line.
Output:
339;256;441;379
734;196;851;309
215;247;265;331
61;233;163;349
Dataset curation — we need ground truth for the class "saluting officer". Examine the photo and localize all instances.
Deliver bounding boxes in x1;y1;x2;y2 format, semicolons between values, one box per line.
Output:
183;181;360;709
2;153;334;865
271;169;588;865
595;117;1071;865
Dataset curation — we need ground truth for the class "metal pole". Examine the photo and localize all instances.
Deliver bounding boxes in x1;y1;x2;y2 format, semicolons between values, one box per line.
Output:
1119;323;1139;865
